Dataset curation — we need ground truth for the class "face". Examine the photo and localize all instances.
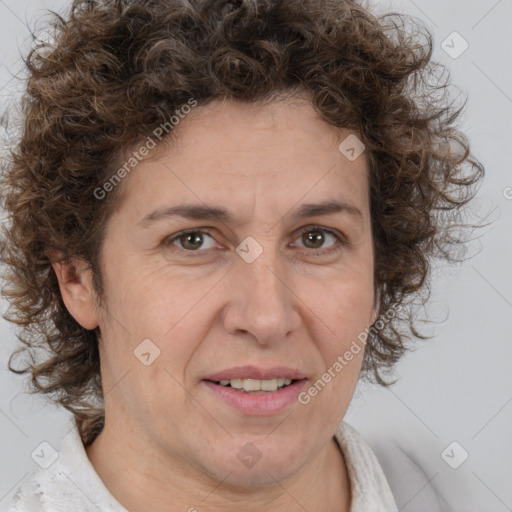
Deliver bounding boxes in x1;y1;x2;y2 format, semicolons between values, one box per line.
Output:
70;95;376;488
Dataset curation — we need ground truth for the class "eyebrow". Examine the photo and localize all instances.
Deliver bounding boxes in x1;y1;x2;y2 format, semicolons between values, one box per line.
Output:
138;199;363;227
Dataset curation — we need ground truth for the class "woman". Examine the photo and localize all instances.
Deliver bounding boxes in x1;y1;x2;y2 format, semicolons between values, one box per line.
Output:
1;0;484;510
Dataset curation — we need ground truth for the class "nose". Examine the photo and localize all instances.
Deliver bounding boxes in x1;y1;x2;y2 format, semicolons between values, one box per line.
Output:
221;241;301;346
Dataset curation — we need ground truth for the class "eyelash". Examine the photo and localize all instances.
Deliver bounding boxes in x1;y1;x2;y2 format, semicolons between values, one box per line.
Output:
163;225;347;258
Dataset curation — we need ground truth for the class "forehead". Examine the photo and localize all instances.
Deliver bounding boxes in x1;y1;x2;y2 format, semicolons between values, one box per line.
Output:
111;96;370;228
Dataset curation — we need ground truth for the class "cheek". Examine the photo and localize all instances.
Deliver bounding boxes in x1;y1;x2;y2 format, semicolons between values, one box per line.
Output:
305;272;373;396
97;264;213;391
303;279;370;408
310;271;374;337
99;256;185;333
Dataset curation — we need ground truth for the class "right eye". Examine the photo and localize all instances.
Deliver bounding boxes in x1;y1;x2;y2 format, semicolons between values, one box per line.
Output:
162;228;220;254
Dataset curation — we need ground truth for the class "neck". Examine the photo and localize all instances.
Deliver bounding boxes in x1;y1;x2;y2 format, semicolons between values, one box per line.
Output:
85;421;351;512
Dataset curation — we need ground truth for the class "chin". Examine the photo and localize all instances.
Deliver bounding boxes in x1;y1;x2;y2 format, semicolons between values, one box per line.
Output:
196;438;307;489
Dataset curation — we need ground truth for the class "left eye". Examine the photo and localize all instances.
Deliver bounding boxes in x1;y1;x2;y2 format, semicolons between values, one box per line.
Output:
164;226;344;255
293;226;341;254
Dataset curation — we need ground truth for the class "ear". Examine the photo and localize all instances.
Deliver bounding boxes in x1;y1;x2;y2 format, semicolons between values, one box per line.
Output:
47;249;99;330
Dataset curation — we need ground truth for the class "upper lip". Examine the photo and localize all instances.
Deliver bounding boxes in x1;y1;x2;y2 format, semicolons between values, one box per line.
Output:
204;365;307;381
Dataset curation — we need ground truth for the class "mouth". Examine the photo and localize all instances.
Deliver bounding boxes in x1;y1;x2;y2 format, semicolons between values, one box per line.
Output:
205;377;303;394
201;377;308;415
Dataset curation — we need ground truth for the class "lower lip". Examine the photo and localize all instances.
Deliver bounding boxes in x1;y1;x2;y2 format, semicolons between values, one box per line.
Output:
202;380;307;416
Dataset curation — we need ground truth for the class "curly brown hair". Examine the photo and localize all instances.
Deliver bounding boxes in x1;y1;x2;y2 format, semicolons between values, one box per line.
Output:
1;0;484;446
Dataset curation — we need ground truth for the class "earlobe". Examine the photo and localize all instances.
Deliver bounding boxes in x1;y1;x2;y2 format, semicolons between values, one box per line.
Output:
47;249;99;330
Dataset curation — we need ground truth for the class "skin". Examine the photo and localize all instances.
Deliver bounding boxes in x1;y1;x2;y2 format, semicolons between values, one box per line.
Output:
52;94;377;512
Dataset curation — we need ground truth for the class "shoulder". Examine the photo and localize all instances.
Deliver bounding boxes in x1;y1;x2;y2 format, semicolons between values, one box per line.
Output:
4;417;127;512
3;474;44;512
4;463;86;512
334;421;463;512
355;424;489;512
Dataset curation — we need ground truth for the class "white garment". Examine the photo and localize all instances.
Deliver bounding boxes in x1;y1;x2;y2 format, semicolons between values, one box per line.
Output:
5;417;399;512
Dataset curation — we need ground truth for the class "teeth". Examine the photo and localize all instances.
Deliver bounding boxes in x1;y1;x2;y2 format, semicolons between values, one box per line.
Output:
230;379;243;389
217;378;293;392
260;378;277;391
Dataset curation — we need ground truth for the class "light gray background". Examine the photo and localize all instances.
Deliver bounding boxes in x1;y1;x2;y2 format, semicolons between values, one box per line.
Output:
0;0;511;510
